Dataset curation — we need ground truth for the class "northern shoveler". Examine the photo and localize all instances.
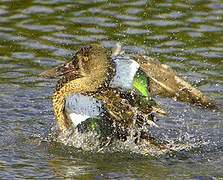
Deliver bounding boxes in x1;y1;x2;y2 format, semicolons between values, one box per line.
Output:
39;43;215;151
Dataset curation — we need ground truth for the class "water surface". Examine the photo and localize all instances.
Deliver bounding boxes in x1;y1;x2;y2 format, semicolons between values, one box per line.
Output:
0;0;223;179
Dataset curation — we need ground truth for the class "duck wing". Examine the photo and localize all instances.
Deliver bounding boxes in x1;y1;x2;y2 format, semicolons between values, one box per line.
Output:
85;88;158;131
131;55;216;109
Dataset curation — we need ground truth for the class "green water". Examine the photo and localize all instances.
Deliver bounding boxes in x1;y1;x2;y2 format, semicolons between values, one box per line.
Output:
0;0;223;179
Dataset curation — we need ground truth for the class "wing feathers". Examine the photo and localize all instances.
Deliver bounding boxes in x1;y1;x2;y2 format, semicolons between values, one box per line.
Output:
132;55;216;109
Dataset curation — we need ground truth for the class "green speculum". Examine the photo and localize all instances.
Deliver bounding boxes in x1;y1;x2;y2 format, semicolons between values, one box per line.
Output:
77;118;102;138
132;69;159;109
78;118;113;141
132;69;149;97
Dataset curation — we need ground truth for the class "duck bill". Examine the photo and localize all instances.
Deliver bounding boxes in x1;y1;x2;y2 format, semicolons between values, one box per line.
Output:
39;61;79;79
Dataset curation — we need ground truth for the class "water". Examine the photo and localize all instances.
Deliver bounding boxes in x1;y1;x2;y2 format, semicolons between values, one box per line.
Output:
0;0;223;179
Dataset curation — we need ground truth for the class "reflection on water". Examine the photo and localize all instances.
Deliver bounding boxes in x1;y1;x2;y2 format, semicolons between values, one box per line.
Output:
0;0;223;179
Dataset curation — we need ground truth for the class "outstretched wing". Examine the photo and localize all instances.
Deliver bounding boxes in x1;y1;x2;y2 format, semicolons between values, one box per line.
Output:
131;55;216;109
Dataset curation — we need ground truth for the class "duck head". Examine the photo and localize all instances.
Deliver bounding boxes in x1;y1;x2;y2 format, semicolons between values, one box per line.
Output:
39;44;114;85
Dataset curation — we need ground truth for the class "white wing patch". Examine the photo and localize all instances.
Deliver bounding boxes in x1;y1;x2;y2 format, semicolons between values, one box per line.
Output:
66;112;90;127
110;54;139;90
64;93;103;127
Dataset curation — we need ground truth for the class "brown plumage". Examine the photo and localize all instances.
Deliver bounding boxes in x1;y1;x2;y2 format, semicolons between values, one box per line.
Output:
39;43;216;147
40;44;156;136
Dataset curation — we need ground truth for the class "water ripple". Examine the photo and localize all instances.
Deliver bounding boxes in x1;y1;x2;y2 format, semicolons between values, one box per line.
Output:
0;0;223;179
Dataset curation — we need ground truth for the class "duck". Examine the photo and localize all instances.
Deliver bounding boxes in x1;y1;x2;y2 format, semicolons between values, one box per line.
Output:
39;43;215;151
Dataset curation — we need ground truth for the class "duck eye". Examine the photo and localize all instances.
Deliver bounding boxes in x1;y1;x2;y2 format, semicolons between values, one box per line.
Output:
83;56;88;62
